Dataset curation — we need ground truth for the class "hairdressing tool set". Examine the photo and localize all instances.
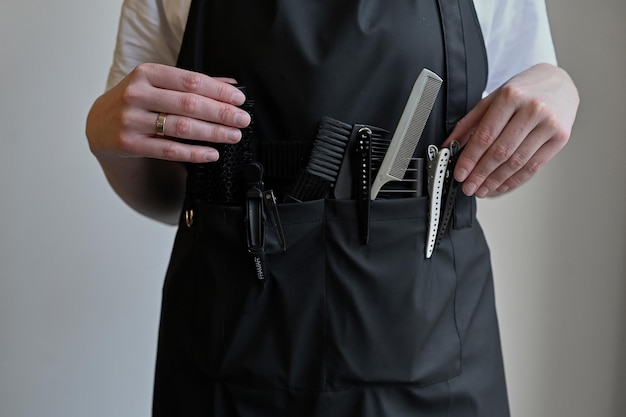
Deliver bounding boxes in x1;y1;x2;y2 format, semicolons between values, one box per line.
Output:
370;69;443;200
206;71;461;265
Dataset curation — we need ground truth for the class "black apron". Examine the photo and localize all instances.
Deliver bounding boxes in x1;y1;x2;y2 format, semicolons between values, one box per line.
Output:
153;1;510;415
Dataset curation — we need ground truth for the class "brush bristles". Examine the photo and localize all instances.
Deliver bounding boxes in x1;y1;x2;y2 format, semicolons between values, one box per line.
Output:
287;117;352;201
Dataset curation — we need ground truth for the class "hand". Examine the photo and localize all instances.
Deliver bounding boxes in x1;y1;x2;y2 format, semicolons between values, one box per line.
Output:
443;63;579;197
86;63;251;163
85;63;252;223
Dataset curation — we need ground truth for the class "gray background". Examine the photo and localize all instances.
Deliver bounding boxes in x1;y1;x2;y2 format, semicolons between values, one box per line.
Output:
0;0;624;416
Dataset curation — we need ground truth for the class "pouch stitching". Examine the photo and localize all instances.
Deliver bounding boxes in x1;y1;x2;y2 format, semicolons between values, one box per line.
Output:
218;374;460;393
322;205;330;390
448;229;464;377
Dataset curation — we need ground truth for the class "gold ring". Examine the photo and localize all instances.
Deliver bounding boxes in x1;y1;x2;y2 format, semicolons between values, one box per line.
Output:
155;112;167;137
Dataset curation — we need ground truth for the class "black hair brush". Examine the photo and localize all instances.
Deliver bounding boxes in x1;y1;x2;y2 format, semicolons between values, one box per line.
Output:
185;85;255;205
284;117;352;202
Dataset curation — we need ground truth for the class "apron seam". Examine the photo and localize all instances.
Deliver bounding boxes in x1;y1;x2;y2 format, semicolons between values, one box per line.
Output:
322;201;330;390
218;378;463;393
449;228;465;377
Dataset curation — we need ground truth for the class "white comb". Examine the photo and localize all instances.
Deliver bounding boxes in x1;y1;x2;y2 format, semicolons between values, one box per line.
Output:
370;69;443;200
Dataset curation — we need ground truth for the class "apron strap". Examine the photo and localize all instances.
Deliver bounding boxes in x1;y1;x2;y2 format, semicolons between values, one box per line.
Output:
439;0;488;135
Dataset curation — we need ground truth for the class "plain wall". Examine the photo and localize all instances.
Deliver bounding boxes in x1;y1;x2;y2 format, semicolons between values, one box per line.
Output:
480;1;626;415
0;1;624;416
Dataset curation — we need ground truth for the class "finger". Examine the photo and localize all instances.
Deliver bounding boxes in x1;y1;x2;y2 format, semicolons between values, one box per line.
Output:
138;87;251;130
136;63;246;106
116;111;225;163
155;112;243;144
454;96;516;185
130;136;221;163
495;135;567;194
460;106;542;197
470;124;547;197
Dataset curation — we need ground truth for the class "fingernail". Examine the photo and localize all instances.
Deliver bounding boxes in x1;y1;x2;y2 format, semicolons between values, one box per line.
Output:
463;182;478;196
456;168;469;182
205;149;219;161
234;111;251;127
498;185;510;194
231;90;246;105
228;129;242;142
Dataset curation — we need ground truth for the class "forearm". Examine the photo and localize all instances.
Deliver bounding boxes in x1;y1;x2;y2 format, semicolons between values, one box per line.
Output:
97;155;187;225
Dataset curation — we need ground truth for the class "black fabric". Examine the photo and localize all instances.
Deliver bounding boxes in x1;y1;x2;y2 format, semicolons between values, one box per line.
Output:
155;199;507;416
153;0;509;415
177;0;486;163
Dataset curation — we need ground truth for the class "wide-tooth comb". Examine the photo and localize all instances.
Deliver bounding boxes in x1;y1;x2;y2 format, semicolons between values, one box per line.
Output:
370;68;443;200
285;117;352;202
370;133;423;198
375;157;424;198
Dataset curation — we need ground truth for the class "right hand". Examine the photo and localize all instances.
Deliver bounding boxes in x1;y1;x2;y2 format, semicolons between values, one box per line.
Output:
86;63;251;163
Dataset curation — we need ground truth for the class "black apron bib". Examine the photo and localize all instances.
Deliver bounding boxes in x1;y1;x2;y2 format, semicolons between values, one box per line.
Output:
153;1;510;416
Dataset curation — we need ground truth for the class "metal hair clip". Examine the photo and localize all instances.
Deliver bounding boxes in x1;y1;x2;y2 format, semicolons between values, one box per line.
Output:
425;144;450;258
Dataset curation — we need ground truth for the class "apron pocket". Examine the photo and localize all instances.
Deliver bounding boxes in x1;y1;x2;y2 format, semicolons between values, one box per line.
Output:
204;201;328;390
325;198;461;388
191;198;461;391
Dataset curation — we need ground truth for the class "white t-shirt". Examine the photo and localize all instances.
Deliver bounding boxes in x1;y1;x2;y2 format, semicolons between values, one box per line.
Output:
107;0;557;95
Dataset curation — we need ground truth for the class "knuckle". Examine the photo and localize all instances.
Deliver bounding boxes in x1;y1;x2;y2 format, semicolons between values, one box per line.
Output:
526;160;543;175
181;72;203;92
118;112;134;130
211;125;227;142
202;123;219;141
215;82;230;101
544;114;561;131
132;63;151;79
121;85;141;105
547;118;571;146
473;171;489;182
508;152;527;170
117;111;142;140
554;129;570;146
458;150;479;165
484;179;502;193
161;143;181;160
188;148;208;163
473;127;495;147
181;95;200;114
528;98;547;119
118;134;137;155
217;104;235;124
501;83;524;102
205;124;231;143
505;176;524;189
492;144;512;163
174;117;192;137
469;165;490;181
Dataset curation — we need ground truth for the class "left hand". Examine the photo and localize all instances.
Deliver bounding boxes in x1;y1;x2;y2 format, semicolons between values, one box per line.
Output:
443;63;579;198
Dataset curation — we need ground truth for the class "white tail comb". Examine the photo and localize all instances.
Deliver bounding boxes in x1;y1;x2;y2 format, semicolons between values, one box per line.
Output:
370;68;443;200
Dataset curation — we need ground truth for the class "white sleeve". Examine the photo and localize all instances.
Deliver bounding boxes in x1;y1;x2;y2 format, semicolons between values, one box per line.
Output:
106;0;191;90
473;0;557;94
